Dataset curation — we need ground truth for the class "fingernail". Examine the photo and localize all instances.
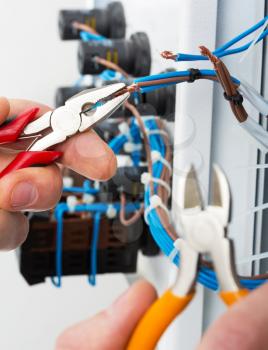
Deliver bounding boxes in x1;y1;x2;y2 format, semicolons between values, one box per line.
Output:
106;289;130;317
109;280;147;310
11;182;38;209
75;132;109;158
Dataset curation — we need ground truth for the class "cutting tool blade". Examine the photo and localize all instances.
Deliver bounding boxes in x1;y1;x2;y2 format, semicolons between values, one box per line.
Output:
211;165;230;225
184;166;203;209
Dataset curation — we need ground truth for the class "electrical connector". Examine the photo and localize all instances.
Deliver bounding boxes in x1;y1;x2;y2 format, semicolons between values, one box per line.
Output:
78;32;151;76
58;2;126;40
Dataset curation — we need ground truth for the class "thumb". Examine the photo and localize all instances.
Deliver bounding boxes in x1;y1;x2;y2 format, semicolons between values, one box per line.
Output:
198;283;268;350
55;280;157;350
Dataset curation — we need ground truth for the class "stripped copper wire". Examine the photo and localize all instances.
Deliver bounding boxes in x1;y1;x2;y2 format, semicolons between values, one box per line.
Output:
120;192;144;226
93;56;130;79
161;50;177;61
200;45;248;123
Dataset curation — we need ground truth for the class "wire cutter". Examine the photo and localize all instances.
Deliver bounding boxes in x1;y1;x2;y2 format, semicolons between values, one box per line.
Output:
127;164;249;350
0;83;129;179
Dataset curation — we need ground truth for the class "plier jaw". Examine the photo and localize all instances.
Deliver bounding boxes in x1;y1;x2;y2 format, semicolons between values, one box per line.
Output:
0;83;130;178
23;82;130;138
177;165;243;294
75;83;130;132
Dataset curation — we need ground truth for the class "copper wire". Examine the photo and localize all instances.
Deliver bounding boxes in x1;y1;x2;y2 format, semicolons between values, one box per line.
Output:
161;50;178;61
119;192;144;226
124;101;177;240
200;45;248;123
93;56;130;79
112;60;261;279
72;21;98;35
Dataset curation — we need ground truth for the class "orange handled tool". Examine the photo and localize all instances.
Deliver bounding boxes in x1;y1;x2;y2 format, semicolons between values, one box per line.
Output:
127;290;194;350
127;165;249;349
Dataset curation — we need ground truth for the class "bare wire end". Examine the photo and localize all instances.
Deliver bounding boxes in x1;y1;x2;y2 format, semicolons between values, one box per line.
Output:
199;45;218;64
161;50;177;61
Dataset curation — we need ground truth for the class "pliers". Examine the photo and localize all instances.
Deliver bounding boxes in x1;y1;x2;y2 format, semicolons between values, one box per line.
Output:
127;165;249;350
0;83;129;179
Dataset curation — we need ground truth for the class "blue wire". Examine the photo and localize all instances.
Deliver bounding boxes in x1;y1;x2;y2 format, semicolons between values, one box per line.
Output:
63;180;99;195
216;29;268;58
134;70;240;93
98;69;117;81
109;134;128;154
174;17;268;62
134;70;240;84
51;201;141;287
142;117;268;291
130;119;142;166
215;16;268;53
80;31;106;42
88;212;101;286
51;203;66;288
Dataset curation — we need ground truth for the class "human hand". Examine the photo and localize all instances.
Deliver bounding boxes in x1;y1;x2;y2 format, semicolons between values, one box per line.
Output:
55;280;157;350
56;280;268;350
0;97;116;251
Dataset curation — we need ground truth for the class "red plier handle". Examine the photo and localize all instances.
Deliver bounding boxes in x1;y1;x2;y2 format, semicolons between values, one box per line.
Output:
0;108;62;179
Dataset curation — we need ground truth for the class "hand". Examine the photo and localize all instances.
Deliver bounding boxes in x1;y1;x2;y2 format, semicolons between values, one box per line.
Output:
55;280;157;350
55;280;268;350
0;97;116;251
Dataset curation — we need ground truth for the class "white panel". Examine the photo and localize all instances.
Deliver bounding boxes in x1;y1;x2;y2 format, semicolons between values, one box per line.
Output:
171;1;218;348
203;0;265;329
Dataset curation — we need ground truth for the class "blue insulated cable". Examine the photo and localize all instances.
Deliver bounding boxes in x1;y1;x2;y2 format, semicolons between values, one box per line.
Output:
88;212;101;286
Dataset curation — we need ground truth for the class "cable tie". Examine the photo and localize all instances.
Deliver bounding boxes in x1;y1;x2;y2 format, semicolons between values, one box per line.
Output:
223;91;244;105
106;204;117;218
124;142;142;153
82;193;95;204
63;176;74;188
168;245;179;263
118;122;132;141
144;194;170;224
187;68;202;83
239;18;268;63
94;181;100;190
141;172;171;197
151;150;172;174
67;195;78;213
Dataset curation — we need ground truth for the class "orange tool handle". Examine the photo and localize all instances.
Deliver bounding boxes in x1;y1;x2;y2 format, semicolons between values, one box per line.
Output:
220;289;249;306
127;289;194;350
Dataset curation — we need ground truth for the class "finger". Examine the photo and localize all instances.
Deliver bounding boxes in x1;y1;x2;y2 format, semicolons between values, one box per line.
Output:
55;280;157;350
8;98;51;116
56;130;117;181
0;97;10;124
4;99;116;180
0;165;62;211
0;210;28;250
198;284;268;350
